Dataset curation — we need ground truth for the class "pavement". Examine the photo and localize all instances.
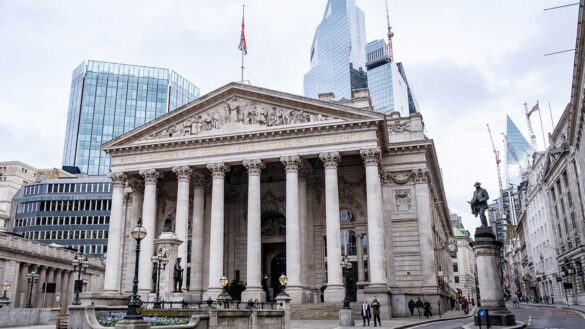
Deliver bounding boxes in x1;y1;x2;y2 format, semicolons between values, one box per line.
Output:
0;326;54;329
291;307;477;329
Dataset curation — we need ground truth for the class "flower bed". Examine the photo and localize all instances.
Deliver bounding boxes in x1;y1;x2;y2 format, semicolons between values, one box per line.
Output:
98;312;189;327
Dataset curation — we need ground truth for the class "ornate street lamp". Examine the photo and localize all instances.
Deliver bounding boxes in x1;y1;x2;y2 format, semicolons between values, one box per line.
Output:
0;281;11;308
278;273;288;297
340;255;353;309
150;248;169;309
72;253;89;305
26;270;39;308
218;275;232;303
124;219;147;320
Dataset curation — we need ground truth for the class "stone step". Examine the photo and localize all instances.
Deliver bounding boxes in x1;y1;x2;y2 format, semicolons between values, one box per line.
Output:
291;302;362;320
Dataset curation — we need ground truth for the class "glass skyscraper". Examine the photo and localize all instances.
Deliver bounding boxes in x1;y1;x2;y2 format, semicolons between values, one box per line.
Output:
365;39;419;115
62;60;200;175
303;0;368;100
505;115;533;186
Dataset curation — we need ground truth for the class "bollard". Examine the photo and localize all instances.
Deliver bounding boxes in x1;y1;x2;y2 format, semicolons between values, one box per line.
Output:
437;300;441;318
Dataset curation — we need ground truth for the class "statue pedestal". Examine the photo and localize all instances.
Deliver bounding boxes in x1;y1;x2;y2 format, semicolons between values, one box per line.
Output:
155;232;183;301
471;227;516;327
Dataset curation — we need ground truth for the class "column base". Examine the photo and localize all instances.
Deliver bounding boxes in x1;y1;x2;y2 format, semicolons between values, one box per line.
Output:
188;290;204;301
364;284;392;320
473;307;516;326
203;287;223;301
241;287;266;303
324;284;345;303
285;286;304;304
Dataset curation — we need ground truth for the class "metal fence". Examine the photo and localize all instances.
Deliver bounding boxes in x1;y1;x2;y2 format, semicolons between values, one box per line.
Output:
141;299;278;311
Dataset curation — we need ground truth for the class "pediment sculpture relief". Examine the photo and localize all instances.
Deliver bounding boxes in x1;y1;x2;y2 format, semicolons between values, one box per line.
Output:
141;97;336;141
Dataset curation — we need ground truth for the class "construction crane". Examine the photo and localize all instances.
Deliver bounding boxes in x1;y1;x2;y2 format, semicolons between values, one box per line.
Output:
524;102;538;150
487;124;503;192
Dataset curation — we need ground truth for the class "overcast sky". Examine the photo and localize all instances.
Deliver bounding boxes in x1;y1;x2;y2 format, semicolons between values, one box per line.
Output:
0;0;579;232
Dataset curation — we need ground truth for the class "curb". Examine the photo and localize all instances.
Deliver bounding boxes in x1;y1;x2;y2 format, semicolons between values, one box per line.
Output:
461;320;526;329
391;307;477;329
521;302;585;315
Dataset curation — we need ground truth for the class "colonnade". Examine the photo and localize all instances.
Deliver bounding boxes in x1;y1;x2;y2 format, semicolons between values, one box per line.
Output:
104;147;387;303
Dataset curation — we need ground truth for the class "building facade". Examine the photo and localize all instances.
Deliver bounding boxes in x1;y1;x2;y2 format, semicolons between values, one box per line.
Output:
451;226;476;303
62;60;200;175
10;176;112;256
95;83;453;318
0;231;103;311
0;162;38;229
303;0;367;100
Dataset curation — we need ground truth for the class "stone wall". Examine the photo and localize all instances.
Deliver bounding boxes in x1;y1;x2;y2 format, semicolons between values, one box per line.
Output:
0;308;59;328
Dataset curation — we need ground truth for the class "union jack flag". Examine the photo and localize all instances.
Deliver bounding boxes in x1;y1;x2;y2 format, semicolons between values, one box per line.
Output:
238;9;247;55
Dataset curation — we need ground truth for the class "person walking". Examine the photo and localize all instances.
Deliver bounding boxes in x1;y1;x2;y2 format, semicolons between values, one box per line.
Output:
408;299;415;317
511;295;518;308
461;297;469;315
423;300;433;319
415;297;424;318
361;299;372;327
371;297;381;327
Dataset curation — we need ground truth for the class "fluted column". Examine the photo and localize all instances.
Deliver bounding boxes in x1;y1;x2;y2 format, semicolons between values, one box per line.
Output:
36;266;47;308
190;172;206;298
66;271;75;308
60;270;69;312
205;162;229;299
360;148;387;286
138;169;160;293
173;166;192;291
16;263;29;307
357;234;365;282
299;164;309;293
45;268;55;307
281;155;303;303
242;159;265;301
104;171;126;292
319;151;344;302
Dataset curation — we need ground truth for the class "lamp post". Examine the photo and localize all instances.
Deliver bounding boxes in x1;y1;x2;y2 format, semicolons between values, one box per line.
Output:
278;274;288;297
0;281;11;308
71;253;89;305
124;219;147;320
150;248;169;309
218;275;232;304
340;255;353;309
26;270;39;308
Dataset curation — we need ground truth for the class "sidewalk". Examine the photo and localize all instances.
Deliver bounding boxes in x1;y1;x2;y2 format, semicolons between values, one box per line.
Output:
291;307;476;329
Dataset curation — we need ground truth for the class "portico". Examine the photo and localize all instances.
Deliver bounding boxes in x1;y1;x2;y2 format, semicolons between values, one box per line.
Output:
99;83;453;318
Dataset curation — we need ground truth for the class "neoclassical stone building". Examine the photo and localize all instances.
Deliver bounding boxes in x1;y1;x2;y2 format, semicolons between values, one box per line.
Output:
98;83;453;318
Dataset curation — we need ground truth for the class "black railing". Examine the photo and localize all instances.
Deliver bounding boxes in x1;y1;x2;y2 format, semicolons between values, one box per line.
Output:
141;300;278;311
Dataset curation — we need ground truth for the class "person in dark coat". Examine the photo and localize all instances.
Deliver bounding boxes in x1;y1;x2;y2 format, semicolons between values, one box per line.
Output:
415;297;424;318
423;300;433;318
371;297;381;327
408;299;416;317
361;299;372;326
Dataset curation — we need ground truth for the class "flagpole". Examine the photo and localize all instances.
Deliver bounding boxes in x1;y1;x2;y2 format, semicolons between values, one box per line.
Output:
241;4;245;83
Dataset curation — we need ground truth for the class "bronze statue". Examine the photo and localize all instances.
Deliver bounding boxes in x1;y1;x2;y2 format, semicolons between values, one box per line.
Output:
469;182;489;226
163;214;173;232
173;257;184;292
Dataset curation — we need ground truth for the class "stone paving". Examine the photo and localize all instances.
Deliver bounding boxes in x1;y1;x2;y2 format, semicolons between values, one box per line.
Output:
291;307;476;329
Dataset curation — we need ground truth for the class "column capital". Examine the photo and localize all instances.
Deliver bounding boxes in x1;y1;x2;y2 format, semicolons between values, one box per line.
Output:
107;171;127;188
243;159;265;176
207;162;229;179
139;168;160;184
192;171;207;188
319;151;340;169
173;166;193;182
360;148;381;166
299;161;311;181
280;155;301;173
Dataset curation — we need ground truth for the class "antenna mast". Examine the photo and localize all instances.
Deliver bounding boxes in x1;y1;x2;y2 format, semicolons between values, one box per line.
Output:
487;124;503;192
385;0;394;61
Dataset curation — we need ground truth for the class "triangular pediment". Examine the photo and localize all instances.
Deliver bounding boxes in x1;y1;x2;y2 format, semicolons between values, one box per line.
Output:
103;82;383;150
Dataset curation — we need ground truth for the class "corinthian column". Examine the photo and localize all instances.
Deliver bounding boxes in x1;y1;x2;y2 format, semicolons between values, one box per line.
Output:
138;168;159;293
173;165;192;291
360;148;386;286
281;155;303;303
319;151;344;302
204;162;229;299
103;171;126;293
242;159;265;302
190;172;206;298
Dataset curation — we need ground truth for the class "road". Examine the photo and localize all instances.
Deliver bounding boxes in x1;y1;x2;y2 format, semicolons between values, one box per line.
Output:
412;304;585;329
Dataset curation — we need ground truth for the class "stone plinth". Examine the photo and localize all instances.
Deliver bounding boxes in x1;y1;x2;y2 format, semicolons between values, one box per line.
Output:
363;284;392;320
115;319;150;329
154;232;183;301
339;308;355;326
471;227;515;327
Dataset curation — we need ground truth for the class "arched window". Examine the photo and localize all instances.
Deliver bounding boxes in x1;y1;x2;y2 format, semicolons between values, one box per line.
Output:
340;209;356;223
340;229;357;256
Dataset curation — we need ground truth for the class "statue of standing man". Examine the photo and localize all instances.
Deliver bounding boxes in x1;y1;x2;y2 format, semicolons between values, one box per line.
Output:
173;257;184;292
469;182;489;227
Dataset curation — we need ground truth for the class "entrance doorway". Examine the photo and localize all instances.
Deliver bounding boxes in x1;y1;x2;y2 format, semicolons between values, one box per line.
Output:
271;252;286;298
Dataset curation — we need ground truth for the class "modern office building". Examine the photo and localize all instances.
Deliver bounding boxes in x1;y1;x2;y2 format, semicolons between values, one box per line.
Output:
365;39;419;115
303;0;368;100
11;176;112;256
505;115;533;186
62;60;200;175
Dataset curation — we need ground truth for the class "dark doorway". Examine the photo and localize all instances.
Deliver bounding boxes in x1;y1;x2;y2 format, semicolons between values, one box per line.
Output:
270;252;286;299
349;261;358;302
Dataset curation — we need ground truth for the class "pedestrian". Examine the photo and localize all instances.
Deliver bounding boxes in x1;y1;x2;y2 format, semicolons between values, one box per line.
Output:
408;299;415;317
461;297;469;315
361;298;371;327
423;300;433;318
551;295;555;304
415;297;424;318
511;295;518;308
371;297;381;327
